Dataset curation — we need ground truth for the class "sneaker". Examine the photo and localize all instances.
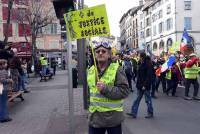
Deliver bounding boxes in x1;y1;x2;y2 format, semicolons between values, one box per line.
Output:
0;118;12;123
126;113;137;118
184;96;192;100
192;96;200;100
145;114;154;119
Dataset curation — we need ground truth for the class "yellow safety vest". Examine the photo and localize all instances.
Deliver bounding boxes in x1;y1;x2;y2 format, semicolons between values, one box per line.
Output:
87;63;123;113
166;69;172;80
184;64;199;79
40;57;47;66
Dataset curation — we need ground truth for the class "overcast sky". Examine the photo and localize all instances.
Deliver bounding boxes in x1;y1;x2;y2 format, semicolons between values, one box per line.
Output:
84;0;139;37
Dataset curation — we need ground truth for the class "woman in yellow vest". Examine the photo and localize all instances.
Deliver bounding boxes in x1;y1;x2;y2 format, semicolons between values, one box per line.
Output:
87;42;130;134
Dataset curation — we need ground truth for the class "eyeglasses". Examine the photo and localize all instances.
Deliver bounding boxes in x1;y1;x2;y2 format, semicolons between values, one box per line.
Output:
94;42;111;50
95;49;107;54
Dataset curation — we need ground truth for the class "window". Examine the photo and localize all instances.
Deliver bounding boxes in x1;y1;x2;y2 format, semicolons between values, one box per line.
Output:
153;25;157;36
140;22;143;29
166;4;171;14
152;14;156;22
159;10;163;19
146;17;151;27
166;18;173;31
159;41;164;50
184;0;192;10
153;43;158;51
184;17;192;30
18;8;26;18
51;24;57;34
158;22;164;33
50;40;59;49
140;31;144;38
146;28;151;37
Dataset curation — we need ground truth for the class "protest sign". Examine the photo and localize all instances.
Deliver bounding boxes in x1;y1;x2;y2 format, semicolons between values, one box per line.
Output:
64;4;110;40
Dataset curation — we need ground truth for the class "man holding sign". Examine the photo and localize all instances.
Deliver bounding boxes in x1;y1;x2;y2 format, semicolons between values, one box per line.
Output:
87;42;130;134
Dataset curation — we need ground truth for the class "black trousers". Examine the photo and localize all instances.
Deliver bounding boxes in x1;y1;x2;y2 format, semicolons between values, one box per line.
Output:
89;124;122;134
156;76;166;93
166;79;178;96
185;79;199;97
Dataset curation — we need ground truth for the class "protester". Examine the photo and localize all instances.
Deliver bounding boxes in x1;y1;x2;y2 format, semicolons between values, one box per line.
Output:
155;57;167;93
87;42;130;134
51;58;57;75
9;48;21;92
127;53;154;119
181;53;200;100
62;59;66;70
165;62;181;97
0;59;13;123
123;55;133;92
39;54;48;75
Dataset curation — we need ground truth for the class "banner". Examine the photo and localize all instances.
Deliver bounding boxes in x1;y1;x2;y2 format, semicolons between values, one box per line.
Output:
64;4;110;40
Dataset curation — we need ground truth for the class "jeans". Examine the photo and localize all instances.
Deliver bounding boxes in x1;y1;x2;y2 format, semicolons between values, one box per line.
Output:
151;77;156;97
18;74;26;91
0;90;9;121
89;124;122;134
42;65;47;75
131;89;153;116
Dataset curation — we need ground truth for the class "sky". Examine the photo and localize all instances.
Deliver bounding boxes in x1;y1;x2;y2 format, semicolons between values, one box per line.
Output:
84;0;139;37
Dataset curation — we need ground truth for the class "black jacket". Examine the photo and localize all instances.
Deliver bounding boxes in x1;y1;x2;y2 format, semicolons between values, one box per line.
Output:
136;60;152;90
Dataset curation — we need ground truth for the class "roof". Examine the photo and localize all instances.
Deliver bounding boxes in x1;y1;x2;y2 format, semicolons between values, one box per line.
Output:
130;5;143;16
119;6;139;23
142;0;158;11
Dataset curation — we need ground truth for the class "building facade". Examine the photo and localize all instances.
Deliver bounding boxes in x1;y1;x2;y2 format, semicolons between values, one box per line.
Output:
0;0;31;58
120;0;200;55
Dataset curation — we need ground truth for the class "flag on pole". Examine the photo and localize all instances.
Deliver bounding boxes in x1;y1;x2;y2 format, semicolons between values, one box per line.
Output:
180;29;192;51
155;55;176;76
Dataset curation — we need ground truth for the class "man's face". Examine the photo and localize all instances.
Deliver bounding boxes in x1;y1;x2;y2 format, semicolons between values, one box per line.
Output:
95;47;110;63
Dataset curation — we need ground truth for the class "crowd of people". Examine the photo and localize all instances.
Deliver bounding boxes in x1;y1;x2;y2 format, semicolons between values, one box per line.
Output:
0;45;30;123
86;41;200;134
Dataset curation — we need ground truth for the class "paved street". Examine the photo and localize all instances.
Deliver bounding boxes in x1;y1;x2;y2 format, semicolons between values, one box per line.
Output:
0;70;200;134
123;84;200;134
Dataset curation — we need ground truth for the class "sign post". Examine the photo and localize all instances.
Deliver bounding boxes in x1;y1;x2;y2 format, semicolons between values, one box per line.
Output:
64;4;110;134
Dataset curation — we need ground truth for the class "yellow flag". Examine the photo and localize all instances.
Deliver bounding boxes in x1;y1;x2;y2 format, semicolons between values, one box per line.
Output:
169;42;180;53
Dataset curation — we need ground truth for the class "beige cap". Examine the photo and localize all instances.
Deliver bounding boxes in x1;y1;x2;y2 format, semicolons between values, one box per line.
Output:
189;53;196;57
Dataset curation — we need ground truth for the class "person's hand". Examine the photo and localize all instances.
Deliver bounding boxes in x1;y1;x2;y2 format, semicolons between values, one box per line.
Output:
142;86;146;90
96;81;106;91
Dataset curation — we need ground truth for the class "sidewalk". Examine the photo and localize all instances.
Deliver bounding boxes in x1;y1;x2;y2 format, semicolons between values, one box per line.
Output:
0;70;88;134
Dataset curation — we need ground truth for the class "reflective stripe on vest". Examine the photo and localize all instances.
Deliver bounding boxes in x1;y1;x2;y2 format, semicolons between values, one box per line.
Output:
87;63;123;113
184;64;199;79
166;69;171;80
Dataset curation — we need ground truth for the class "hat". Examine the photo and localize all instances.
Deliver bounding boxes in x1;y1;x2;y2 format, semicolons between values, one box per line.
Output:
189;53;196;57
94;42;111;50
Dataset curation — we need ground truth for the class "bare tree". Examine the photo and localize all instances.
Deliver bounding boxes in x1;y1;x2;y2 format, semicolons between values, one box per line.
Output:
3;0;14;47
17;0;56;65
